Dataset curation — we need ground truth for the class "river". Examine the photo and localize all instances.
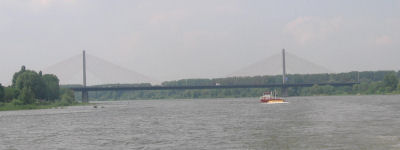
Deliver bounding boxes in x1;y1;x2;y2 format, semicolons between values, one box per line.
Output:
0;95;400;150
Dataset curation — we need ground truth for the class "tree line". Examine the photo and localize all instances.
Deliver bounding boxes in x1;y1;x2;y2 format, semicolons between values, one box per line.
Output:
69;70;400;101
0;66;76;107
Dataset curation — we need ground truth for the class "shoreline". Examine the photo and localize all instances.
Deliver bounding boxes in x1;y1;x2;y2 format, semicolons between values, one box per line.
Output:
87;93;400;101
0;102;91;111
2;93;399;111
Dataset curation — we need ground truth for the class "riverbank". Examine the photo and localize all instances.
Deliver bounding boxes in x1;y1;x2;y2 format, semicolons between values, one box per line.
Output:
0;102;90;111
83;91;400;101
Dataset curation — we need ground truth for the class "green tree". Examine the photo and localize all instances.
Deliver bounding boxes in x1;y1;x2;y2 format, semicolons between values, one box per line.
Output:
3;87;19;103
11;66;26;87
310;84;322;95
15;71;46;99
397;82;400;93
19;87;35;104
0;84;4;102
383;73;399;92
42;74;60;101
59;88;75;105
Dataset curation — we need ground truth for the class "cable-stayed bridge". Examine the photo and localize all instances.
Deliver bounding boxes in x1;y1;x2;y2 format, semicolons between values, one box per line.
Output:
44;53;158;85
230;52;332;77
45;50;359;102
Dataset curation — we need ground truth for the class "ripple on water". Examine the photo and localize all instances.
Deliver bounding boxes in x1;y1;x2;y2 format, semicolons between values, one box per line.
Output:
0;96;400;149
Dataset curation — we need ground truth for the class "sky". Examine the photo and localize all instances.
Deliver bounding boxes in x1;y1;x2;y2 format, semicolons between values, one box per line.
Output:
0;0;399;85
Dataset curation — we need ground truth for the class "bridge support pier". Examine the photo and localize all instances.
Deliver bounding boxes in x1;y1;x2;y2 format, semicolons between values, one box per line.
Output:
281;86;288;97
82;89;89;103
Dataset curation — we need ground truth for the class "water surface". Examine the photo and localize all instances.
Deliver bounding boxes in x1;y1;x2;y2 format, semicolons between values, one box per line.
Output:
1;95;400;149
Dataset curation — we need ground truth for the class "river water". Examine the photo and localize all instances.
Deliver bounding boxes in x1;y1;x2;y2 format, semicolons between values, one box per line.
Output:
1;95;400;150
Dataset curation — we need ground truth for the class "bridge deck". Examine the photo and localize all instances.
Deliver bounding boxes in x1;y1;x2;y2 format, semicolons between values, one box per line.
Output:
69;82;359;91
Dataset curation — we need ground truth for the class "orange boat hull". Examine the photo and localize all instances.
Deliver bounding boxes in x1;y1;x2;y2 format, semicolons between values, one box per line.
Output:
260;98;285;103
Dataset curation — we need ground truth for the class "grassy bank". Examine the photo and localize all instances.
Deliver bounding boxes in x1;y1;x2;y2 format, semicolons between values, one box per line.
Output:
0;102;90;111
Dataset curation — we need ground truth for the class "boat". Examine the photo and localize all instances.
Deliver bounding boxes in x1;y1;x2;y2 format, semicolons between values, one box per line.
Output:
260;90;286;104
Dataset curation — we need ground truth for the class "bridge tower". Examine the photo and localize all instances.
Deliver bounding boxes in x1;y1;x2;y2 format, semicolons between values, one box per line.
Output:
282;49;288;97
82;50;89;103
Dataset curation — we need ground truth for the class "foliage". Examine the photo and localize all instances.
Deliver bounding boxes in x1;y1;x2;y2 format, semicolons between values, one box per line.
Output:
10;66;67;104
42;74;60;101
0;66;78;111
12;67;60;102
3;87;19;103
383;73;398;92
59;88;75;105
15;70;46;100
11;65;26;88
18;87;35;104
10;99;24;106
398;83;400;93
0;84;4;102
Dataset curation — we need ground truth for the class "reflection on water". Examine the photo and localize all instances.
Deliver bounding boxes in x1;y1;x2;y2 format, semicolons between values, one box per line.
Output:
1;95;400;150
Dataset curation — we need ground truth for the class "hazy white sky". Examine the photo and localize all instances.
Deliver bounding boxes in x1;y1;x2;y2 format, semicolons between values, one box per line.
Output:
1;0;399;85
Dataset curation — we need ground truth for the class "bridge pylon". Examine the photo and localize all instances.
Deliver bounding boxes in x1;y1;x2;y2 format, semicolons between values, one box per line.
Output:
281;49;288;97
82;50;89;103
